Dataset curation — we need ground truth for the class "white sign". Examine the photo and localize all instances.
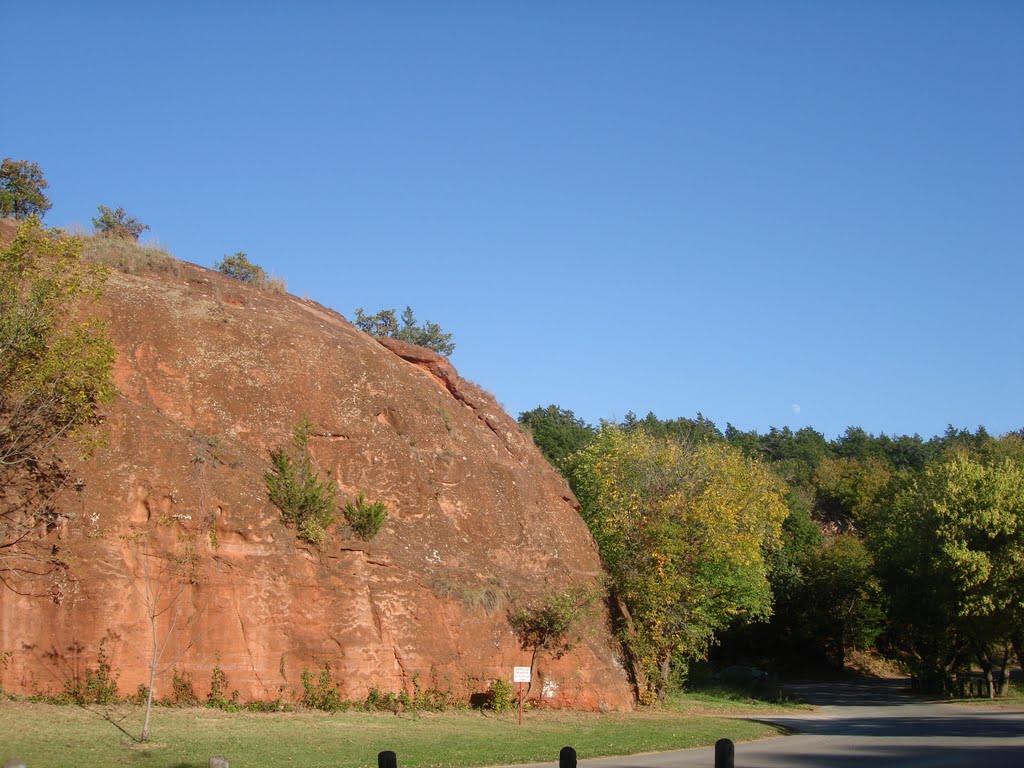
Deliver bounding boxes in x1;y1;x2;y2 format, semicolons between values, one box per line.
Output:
513;666;531;683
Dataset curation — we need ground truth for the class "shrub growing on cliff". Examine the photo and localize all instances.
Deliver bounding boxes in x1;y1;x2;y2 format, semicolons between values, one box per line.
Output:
265;418;337;545
353;305;455;356
508;587;595;697
93;205;149;240
216;252;266;284
343;492;388;540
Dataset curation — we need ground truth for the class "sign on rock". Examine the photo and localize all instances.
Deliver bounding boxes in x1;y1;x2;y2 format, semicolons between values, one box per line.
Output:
513;666;531;683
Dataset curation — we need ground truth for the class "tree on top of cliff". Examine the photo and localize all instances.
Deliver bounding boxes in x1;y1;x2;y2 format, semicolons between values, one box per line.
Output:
353;305;455;357
0;218;115;597
0;159;52;220
92;205;149;241
215;252;268;285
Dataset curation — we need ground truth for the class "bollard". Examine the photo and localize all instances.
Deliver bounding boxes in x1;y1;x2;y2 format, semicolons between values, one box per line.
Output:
379;750;398;768
209;757;229;768
559;746;577;768
714;738;734;768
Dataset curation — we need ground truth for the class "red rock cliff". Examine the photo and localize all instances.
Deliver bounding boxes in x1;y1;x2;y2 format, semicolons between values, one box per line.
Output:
0;246;632;710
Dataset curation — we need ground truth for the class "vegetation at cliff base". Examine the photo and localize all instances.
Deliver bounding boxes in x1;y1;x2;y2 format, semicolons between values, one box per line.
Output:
0;697;784;768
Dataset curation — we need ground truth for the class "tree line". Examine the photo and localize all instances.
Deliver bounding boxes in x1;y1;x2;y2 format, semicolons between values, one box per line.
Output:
519;405;1024;699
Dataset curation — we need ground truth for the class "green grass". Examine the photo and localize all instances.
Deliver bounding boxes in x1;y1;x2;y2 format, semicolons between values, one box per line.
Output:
0;699;784;768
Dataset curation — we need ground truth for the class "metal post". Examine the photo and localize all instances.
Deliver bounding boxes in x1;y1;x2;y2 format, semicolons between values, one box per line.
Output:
518;681;524;725
379;751;397;768
559;746;577;768
714;738;734;768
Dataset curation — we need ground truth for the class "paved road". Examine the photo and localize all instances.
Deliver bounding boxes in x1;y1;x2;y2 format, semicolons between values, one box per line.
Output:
559;678;1024;768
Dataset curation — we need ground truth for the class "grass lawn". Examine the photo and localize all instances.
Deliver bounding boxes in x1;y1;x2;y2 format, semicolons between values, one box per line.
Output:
0;696;791;768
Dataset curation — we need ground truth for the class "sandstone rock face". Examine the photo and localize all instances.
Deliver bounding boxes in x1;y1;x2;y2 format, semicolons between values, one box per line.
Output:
0;251;632;710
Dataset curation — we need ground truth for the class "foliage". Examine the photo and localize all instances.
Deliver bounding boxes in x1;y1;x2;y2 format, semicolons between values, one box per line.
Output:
61;640;119;705
215;252;268;285
342;492;387;540
518;405;595;471
207;659;240;711
868;452;1024;694
354;305;455;356
0;159;52;220
487;677;515;712
164;668;200;706
566;427;788;702
300;661;347;711
92;205;149;241
0;218;115;595
265;417;337;545
508;586;595;696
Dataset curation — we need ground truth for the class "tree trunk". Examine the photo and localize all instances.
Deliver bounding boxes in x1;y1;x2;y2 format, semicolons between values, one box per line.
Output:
609;588;648;702
657;653;671;703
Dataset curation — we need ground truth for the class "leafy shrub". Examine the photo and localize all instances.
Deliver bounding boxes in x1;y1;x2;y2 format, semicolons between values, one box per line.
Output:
93;205;149;240
508;586;595;664
300;661;347;711
216;252;267;285
487;677;515;712
343;492;388;540
61;640;119;705
265;417;337;545
207;659;240;711
164;668;200;706
364;686;403;712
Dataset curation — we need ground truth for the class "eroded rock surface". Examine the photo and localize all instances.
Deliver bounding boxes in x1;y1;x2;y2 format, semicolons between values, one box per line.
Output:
0;247;631;710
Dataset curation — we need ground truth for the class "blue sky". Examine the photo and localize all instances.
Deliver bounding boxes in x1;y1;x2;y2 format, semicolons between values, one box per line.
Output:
7;1;1023;440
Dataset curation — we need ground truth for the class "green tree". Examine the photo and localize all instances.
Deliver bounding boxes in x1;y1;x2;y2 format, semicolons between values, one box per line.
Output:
0;159;52;220
353;305;455;356
1;218;114;595
566;427;788;702
869;453;1024;695
215;252;267;285
518;405;595;471
508;587;594;698
92;205;149;240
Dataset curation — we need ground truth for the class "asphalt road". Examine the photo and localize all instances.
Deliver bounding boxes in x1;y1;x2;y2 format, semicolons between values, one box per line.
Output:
549;678;1024;768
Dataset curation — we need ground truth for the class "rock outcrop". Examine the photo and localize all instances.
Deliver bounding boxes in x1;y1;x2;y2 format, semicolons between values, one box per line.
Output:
0;239;632;710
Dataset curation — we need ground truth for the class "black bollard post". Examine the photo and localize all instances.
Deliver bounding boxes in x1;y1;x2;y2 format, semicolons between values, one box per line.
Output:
559;746;577;768
379;751;398;768
714;738;734;768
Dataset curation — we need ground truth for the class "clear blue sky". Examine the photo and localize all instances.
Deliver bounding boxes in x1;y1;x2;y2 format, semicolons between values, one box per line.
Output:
7;1;1023;440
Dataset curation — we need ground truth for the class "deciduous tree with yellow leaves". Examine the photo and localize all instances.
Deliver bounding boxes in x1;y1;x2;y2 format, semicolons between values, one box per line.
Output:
566;427;788;702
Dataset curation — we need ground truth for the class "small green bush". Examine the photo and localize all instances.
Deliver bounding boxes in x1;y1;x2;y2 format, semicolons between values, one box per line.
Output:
216;252;267;285
265;418;337;545
61;640;119;705
300;662;347;711
164;668;200;707
207;659;240;711
343;492;388;540
487;677;515;712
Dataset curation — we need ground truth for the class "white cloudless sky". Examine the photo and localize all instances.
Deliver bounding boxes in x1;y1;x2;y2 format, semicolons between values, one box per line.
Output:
6;0;1023;439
